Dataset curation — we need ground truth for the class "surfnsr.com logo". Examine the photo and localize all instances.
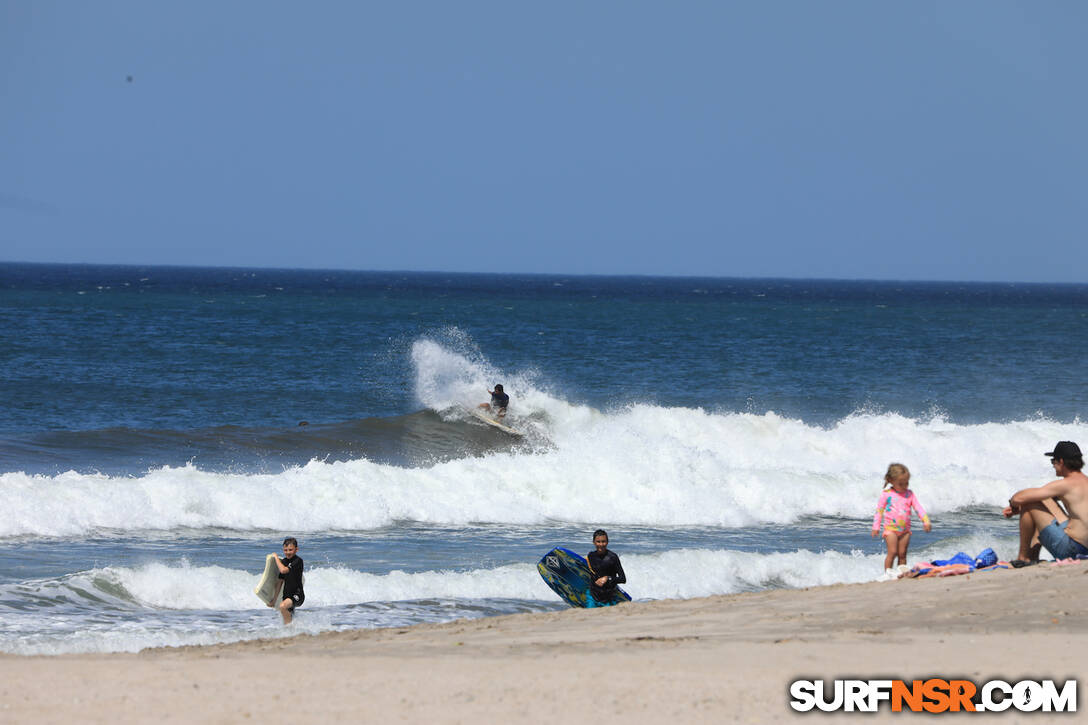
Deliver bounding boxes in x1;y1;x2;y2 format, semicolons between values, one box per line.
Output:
789;679;1077;713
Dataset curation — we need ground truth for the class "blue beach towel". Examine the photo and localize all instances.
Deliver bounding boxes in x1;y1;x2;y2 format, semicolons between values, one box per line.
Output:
931;551;975;567
928;548;999;570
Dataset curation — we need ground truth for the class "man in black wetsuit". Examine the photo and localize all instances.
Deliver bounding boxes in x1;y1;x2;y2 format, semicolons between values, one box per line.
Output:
586;529;626;608
479;384;510;418
271;536;305;624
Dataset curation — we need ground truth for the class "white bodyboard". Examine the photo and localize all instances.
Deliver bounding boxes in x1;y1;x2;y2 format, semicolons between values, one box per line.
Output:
254;554;280;606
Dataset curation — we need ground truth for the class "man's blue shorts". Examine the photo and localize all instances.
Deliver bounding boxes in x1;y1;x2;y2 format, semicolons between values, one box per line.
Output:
1039;520;1088;560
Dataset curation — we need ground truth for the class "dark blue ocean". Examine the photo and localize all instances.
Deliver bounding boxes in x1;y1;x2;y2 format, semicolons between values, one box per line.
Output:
2;262;1086;653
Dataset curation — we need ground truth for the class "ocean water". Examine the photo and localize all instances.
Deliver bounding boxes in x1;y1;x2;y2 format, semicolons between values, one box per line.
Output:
2;262;1086;654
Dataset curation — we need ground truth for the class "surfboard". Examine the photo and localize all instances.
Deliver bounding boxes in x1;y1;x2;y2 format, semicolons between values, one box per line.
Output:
254;554;280;606
471;409;523;437
537;547;632;608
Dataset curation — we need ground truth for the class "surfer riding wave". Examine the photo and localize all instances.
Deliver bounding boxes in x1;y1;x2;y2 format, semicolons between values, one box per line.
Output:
478;384;509;418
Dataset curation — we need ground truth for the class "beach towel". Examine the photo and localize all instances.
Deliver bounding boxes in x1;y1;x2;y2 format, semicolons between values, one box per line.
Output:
930;551;975;567
904;561;1010;579
1049;556;1088;566
902;547;1010;579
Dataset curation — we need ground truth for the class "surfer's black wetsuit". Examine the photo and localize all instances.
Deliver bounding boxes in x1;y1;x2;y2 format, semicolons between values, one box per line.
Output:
278;555;305;607
490;391;510;410
586;548;625;603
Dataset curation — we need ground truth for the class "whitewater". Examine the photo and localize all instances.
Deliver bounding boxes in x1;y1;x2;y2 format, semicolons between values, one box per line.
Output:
4;265;1087;655
0;537;1016;656
4;338;1082;654
5;407;1084;537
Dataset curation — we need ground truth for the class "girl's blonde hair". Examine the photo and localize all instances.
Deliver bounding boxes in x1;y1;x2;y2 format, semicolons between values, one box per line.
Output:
883;463;910;489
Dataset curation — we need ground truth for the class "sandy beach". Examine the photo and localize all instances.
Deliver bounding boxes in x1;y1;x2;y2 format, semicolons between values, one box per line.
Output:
2;562;1085;724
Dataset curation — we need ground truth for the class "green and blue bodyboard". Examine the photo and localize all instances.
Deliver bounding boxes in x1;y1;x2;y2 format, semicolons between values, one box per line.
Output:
537;546;632;608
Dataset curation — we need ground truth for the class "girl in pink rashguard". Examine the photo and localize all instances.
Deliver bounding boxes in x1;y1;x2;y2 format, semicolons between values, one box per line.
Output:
871;463;932;578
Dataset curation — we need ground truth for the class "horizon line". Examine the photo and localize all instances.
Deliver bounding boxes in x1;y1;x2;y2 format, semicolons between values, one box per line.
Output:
0;258;1079;288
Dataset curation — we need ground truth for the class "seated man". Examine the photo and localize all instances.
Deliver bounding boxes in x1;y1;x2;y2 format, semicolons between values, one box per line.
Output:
1004;441;1088;565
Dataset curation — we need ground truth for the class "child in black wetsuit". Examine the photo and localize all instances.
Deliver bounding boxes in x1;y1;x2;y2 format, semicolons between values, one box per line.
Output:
271;536;305;624
586;529;625;608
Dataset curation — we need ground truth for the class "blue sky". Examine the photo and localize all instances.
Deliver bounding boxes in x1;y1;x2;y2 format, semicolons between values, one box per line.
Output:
2;2;1084;281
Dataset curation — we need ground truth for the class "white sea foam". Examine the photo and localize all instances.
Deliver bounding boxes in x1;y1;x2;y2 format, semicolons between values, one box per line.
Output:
0;626;296;657
5;410;1083;537
0;541;1021;655
3;338;1084;537
1;541;1013;614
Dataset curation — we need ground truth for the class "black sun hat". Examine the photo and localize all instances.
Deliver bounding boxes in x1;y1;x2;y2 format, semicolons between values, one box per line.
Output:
1045;441;1083;460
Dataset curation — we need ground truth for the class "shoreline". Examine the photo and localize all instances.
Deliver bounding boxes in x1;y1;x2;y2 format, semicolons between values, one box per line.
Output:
3;563;1086;723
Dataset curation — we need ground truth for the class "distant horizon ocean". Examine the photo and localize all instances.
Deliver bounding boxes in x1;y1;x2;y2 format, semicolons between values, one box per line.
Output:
3;262;1086;654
